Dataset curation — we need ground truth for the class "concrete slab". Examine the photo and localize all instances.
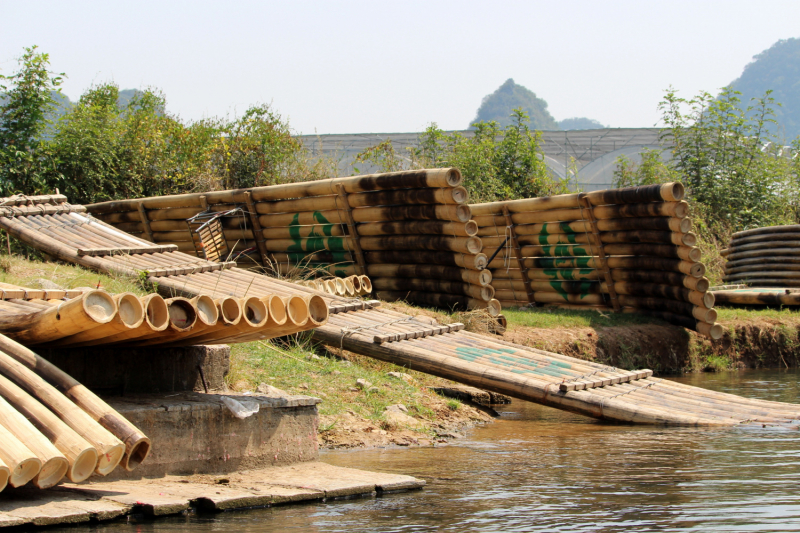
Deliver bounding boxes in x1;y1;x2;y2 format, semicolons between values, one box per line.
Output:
105;391;322;479
0;462;425;528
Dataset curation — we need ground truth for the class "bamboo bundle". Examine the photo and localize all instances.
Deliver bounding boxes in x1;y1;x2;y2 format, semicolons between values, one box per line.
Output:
473;182;719;337
86;169;490;312
721;225;800;296
712;288;800;306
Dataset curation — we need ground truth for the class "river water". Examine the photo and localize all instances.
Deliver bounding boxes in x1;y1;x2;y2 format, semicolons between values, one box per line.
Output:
55;369;800;532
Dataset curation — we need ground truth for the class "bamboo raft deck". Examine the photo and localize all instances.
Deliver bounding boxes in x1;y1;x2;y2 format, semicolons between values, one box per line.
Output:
3;195;800;427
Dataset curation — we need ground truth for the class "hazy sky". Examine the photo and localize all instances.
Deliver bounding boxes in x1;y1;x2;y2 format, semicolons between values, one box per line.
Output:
3;1;799;134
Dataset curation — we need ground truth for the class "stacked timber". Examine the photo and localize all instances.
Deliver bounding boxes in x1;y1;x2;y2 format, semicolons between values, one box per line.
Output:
722;225;800;287
86;169;498;315
0;195;326;341
297;275;372;298
0;333;150;492
472;183;722;339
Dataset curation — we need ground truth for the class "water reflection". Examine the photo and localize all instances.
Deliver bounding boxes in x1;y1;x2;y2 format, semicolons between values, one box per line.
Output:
51;369;800;532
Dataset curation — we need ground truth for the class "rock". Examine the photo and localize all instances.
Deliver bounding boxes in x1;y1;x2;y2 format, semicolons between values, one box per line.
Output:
383;410;423;429
384;404;408;414
33;278;63;289
308;354;321;360
340;360;352;367
355;379;372;390
331;370;342;376
367;386;379;393
255;383;289;397
298;383;309;390
387;371;415;383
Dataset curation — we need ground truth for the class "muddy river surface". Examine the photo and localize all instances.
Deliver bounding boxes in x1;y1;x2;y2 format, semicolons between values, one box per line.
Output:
56;369;800;532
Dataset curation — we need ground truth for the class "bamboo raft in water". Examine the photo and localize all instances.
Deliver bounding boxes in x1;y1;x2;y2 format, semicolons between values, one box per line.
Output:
471;183;721;338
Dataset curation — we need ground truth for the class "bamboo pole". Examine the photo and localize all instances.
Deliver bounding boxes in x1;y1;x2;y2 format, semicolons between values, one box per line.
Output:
487;254;705;277
0;341;125;475
9;290;118;345
731;224;800;240
374;291;501;315
479;216;692;236
371;278;494;301
0;420;40;488
70;294;169;347
355;220;479;237
364;251;488;271
366;264;492;286
0;395;68;488
712;289;800;306
472;201;689;227
0;336;149;472
0;373;97;482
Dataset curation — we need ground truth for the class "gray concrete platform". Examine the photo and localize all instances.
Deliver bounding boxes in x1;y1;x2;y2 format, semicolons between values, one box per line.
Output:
106;390;322;479
0;462;425;528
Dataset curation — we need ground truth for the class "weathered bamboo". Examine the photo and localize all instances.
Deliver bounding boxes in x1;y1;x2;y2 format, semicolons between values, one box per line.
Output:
725;263;800;274
0;341;125;475
366;264;492;286
50;292;144;347
257;204;472;227
724;248;800;261
181;296;268;345
721;241;800;256
729;232;800;246
472;201;689;227
356;220;478;237
0;373;98;482
481;230;696;247
375;291;501;316
731;224;800;240
0;419;40;488
359;275;372;294
88;169;464;214
479;216;692;236
712;289;800;306
0;336;150;472
9;290;118;345
164;297;198;332
0;395;68;488
372;278;494;301
72;294;169;347
364;251;488;271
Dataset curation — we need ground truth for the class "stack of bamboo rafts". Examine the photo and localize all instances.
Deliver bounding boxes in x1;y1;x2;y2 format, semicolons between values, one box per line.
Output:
0;195;326;341
85;169;499;315
0;333;150;492
472;183;722;339
722;225;800;287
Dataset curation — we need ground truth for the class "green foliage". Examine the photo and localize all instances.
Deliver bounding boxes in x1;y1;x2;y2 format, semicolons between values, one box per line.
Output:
729;38;800;139
0;46;64;196
354;109;569;202
612;148;678;188
558;117;605;130
659;86;797;230
472;78;559;130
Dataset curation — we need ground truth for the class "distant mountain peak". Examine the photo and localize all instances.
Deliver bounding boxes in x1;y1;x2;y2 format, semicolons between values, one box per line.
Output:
472;79;559;130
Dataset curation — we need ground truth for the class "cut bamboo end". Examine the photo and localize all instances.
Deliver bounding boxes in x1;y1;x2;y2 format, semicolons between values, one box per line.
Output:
306;295;328;326
121;436;151;471
191;295;219;326
67;447;98;482
142;294;170;331
241;297;269;327
323;279;336;294
359;275;372;294
343;277;356;296
95;442;125;475
285;296;309;327
34;456;69;489
81;290;118;323
333;278;347;296
115;292;145;329
10;457;42;488
349;275;362;294
165;297;197;332
0;460;8;493
696;322;724;340
264;296;288;327
216;297;242;326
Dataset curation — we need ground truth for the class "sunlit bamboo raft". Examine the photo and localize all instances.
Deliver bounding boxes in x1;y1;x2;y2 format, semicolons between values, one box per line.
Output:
721;225;800;291
471;183;721;338
86;169;499;314
0;195;326;344
0;333;150;493
6;197;800;432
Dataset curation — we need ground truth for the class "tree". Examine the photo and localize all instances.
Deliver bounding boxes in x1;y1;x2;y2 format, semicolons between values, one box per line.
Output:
0;46;63;196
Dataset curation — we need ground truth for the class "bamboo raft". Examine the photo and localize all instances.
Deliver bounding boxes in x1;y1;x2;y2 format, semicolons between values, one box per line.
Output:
471;183;722;338
2;195;799;434
86;169;500;315
721;225;800;297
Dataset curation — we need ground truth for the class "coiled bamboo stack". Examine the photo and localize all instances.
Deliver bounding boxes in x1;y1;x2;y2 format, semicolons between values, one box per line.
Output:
722;225;800;287
85;169;498;314
472;183;721;338
0;333;151;492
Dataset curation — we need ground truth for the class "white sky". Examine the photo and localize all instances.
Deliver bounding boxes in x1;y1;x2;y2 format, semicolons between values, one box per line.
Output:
2;0;799;134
